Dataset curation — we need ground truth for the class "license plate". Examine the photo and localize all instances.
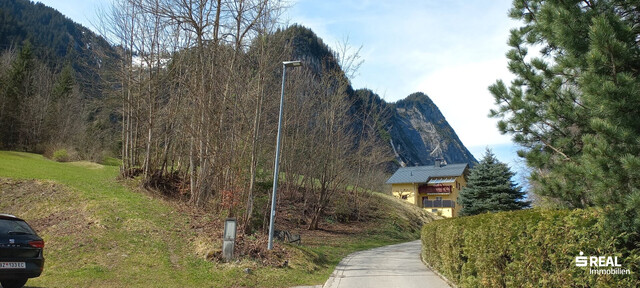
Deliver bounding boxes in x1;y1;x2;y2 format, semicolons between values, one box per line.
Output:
0;262;25;269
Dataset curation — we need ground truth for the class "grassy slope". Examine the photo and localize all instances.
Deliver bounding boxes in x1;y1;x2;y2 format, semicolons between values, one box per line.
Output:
0;151;429;287
0;151;213;287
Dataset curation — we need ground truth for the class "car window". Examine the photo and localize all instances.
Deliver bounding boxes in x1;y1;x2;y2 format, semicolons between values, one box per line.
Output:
0;219;36;235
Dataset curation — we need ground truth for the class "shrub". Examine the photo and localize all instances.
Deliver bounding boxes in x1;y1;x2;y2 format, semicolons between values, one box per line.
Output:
101;156;121;167
52;149;69;162
421;209;639;287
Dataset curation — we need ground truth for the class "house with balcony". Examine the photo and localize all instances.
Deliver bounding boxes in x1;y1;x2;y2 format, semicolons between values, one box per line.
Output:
386;160;469;218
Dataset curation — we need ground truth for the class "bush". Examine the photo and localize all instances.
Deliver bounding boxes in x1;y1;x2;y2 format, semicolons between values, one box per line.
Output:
52;149;69;162
101;156;121;167
421;209;639;287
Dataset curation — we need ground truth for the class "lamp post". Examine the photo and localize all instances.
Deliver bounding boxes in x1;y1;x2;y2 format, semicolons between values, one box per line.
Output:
268;60;302;250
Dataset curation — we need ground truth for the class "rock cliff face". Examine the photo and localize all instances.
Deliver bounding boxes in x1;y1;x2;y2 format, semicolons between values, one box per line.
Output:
283;26;477;169
386;92;477;168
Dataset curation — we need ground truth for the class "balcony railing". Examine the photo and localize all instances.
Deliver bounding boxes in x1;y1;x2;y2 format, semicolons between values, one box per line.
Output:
419;185;452;194
423;199;455;208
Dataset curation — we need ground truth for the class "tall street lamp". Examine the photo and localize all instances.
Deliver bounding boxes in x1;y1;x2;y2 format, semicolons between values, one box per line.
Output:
268;60;302;250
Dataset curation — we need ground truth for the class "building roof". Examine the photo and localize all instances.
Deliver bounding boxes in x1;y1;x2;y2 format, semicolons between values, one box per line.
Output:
385;163;468;184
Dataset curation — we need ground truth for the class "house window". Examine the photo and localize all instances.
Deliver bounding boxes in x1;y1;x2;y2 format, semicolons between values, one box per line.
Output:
436;196;442;201
432;209;438;213
457;182;461;190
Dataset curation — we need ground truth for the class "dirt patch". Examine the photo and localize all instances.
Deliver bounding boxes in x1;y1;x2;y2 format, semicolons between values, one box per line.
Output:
0;178;90;242
123;180;293;266
169;200;292;266
68;161;104;169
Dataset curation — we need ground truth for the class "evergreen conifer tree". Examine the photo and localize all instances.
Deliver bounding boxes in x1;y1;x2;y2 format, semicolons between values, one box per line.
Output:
490;0;640;249
458;149;529;216
52;64;74;100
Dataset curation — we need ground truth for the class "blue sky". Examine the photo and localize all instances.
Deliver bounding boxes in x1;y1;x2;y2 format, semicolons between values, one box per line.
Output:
36;0;527;177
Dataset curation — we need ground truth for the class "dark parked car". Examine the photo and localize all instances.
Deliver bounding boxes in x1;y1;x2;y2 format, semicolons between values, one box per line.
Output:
0;214;44;288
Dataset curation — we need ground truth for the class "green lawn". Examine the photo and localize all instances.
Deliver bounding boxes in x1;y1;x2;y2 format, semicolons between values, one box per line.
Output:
0;151;422;287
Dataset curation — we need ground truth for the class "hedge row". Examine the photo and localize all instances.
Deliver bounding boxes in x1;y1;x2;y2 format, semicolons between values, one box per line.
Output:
421;209;639;287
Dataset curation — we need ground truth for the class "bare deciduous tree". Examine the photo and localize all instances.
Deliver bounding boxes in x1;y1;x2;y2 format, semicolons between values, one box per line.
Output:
96;0;393;235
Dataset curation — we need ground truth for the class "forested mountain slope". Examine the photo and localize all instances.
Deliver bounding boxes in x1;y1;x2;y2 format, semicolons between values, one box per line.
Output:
0;0;118;93
0;0;119;156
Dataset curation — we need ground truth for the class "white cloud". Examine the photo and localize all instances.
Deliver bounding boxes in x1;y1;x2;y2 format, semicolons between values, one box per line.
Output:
412;58;514;147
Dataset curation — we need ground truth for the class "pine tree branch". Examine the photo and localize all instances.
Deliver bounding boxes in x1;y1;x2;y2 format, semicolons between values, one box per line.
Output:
539;138;572;162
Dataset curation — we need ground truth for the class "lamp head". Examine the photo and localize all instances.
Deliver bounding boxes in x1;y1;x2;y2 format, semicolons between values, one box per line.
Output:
283;60;302;67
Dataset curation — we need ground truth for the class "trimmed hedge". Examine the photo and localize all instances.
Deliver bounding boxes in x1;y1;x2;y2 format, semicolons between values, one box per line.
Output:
421;209;639;287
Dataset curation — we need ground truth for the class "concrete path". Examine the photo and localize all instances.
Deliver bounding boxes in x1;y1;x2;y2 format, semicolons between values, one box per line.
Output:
323;240;451;288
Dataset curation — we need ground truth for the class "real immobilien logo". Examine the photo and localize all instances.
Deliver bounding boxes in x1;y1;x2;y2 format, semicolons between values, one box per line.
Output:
575;251;632;275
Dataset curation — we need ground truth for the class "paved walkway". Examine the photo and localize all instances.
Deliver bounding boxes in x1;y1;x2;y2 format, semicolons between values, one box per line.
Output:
322;240;451;288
